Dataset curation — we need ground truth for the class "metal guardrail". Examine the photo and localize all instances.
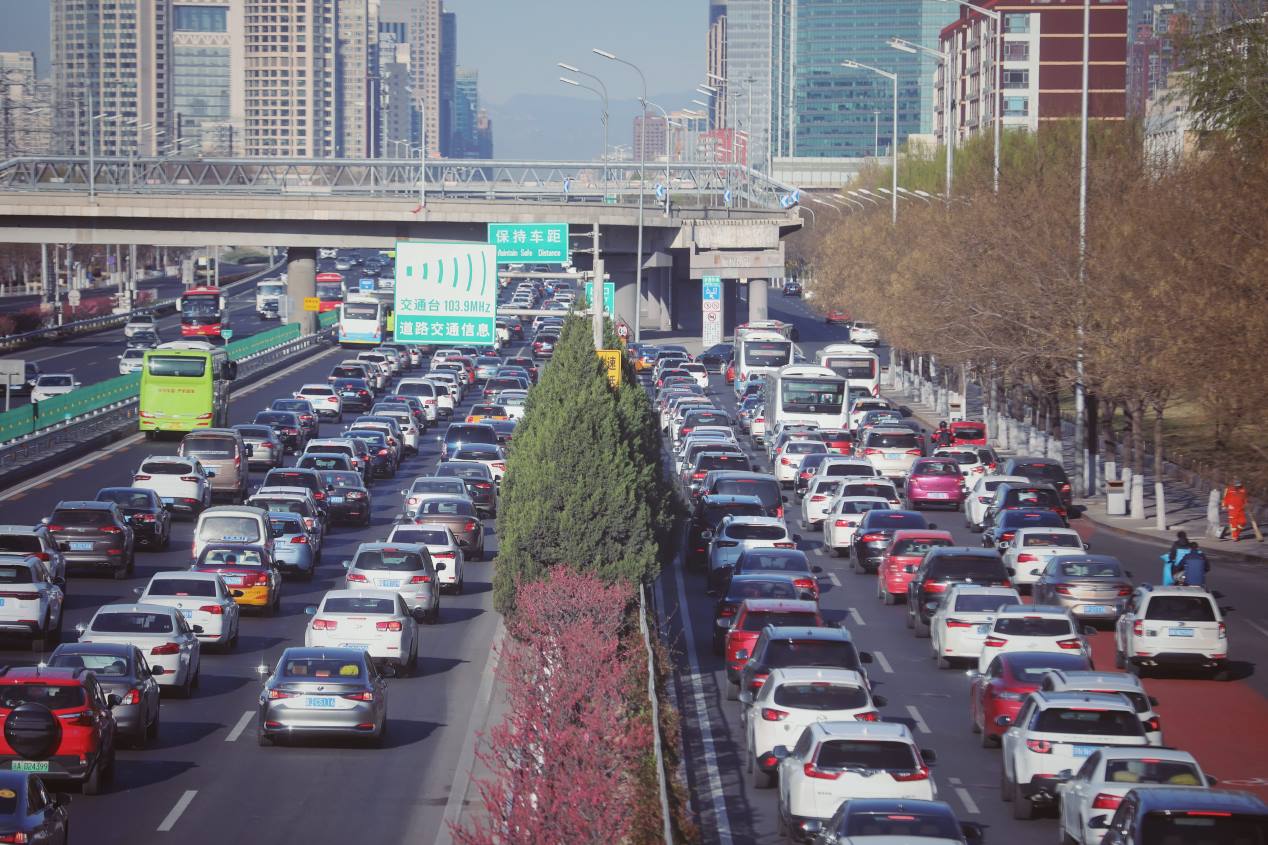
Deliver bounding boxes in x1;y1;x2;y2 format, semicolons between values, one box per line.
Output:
640;582;676;845
0;323;335;484
0;155;804;212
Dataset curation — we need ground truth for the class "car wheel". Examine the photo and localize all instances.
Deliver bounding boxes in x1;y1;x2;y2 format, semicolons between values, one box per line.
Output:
175;670;193;700
982;726;998;747
370;720;387;748
711;635;724;657
1114;649;1124;669
1013;782;1035;820
750;764;775;790
970;710;981;734
455;575;464;595
257;729;273;747
113;561;130;581
427;603;440;625
882;590;898;606
146;706;160;743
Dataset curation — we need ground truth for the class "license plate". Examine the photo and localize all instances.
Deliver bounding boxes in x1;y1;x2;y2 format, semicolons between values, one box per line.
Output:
221;536;249;542
180;609;193;618
1169;627;1195;637
1081;605;1110;615
69;542;93;551
330;496;345;504
304;696;337;709
927;492;950;499
342;392;358;398
378;579;401;588
11;760;49;772
886;452;901;459
222;576;243;585
340;643;369;650
1072;745;1097;757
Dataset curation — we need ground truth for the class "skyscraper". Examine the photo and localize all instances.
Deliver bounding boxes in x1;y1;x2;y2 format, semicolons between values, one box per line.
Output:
454;66;478;157
170;1;243;156
439;8;456;156
706;2;728;129
378;28;417;154
380;0;442;157
338;0;379;157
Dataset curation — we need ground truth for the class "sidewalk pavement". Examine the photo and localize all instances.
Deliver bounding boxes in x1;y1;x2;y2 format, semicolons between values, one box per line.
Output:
885;382;1268;565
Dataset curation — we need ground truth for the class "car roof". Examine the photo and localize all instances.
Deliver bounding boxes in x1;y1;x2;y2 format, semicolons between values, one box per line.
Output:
701;494;764;506
739;598;818;612
946;583;1018;596
839;798;955;816
199;505;269;517
51;642;135;658
95;602;179;616
763;625;855;642
722;516;787;527
54;500;114;510
890;529;954;540
276;646;370;662
812;721;913;741
0;666;90;683
1046;554;1125;567
1031;691;1138;710
1044;670;1145;692
321;588;401;603
151;570;222;581
769;667;866;687
995;604;1072;618
1129;786;1268;813
0;525;46;534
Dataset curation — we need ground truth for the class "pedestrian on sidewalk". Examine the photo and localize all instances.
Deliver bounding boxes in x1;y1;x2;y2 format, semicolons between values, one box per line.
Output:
1173;543;1210;588
1223;480;1249;541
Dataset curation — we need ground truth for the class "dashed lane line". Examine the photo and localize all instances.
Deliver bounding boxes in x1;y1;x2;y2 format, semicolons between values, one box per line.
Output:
873;650;894;674
848;607;866;627
157;790;198;832
906;704;932;734
224;710;253;742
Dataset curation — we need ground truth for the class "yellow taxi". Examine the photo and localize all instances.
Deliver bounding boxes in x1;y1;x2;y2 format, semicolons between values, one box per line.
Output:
466;404;510;424
193;544;282;614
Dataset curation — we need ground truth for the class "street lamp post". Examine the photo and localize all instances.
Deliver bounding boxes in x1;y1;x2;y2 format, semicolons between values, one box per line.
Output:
889;36;954;203
645;99;674;215
841;60;898;225
594;48;648;343
1075;0;1091;497
558;63;610;193
941;0;1001;193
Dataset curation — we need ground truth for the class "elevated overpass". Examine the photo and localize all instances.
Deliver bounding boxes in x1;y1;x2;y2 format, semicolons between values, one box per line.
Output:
0;156;803;337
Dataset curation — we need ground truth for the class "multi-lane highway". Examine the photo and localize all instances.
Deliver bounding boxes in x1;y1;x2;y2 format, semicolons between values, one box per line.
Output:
657;291;1268;844
0;340;500;844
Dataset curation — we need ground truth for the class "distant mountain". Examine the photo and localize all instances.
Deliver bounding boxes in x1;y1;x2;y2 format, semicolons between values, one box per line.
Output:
483;90;701;161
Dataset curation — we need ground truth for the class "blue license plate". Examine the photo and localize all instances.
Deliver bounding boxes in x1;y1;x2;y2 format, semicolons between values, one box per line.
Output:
304;696;337;709
1073;745;1097;757
378;580;401;588
180;609;193;618
1169;627;1195;637
69;542;93;551
1081;605;1110;615
330;496;345;504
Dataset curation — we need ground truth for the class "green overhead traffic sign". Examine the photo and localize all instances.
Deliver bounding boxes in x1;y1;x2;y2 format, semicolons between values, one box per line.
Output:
488;222;569;265
585;281;615;316
393;241;498;346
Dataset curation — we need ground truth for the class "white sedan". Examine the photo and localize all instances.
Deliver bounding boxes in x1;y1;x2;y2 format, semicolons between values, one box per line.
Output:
137;571;241;651
124;313;157;337
30;374;79;404
822;497;892;557
964;475;1028;532
977;605;1090;674
929;584;1020;669
494;389;529;420
1001;527;1087;590
387;522;466;594
800;477;843;531
304;589;420;676
132;456;214;515
294;384;343;420
77;603;202;696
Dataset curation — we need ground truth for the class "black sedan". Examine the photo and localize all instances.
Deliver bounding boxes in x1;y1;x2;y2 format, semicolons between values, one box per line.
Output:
47;642;161;748
435;461;497;516
269;398;320;440
850;510;936;574
0;770;70;844
782;280;803;296
332;378;375;413
124;330;161;350
320;470;373;526
254;410;307;453
94;487;171;550
697;343;734;374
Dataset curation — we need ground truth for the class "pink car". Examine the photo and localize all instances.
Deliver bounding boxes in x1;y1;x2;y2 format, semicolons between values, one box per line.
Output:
905;458;966;509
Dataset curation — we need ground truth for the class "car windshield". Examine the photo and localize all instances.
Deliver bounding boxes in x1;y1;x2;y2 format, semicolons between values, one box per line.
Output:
864;512;926;529
1033;708;1143;736
438;464;489;481
773;683;868;711
91;611;174;634
915;461;961;476
322;472;363;489
840;812;961;839
842;484;896;499
268;518;304;536
411;480;465;494
866;432;918;449
1009;654;1092;682
272;400;310;412
892;538;952;556
726;524;786;541
280;658;364;680
741;610;817;631
836;500;889;515
180;437;234;457
1140;813;1268;842
0;565;34;584
1058;560;1124;577
148;578;218;597
1001;512;1065;529
713;479;779;509
40;376;73;387
954;594;1016;613
354;550;425;571
953;425;986;441
1015;463;1069;484
1144;596;1218;622
929;556;1007;580
816;740;919;771
49;653;130;677
141;461;195;475
235;426;273;439
994;616;1073;637
1023;532;1081;548
50;508;113;527
323;597;396;615
299;455;348;470
1103;759;1204;786
739;551;808;572
0;684;86;710
698;454;750;472
201;549;266;568
391;528;450;545
764;640;858;669
197;517;261;543
725;579;798;602
418;500;475;517
0;536;41;554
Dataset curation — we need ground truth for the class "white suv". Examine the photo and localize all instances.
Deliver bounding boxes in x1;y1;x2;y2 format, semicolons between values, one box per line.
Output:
773;721;936;841
1114;585;1228;678
978;605;1091;674
1040;670;1164;746
132;456;214;515
1000;691;1149;820
707;516;795;579
0;553;65;648
930;584;1020;669
1002;527;1087;590
293;384;343;420
858;427;923;482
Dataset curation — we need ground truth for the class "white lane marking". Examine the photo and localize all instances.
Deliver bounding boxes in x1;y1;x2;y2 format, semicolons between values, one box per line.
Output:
1246;619;1268;639
0;343;340;501
157;790;198;832
672;550;734;844
828;572;841;587
873;650;894;674
848;607;866;626
906;704;932;734
224;710;253;742
954;786;981;815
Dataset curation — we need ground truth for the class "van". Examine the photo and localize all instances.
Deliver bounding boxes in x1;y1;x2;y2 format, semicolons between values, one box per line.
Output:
178;428;250;504
193;506;274;561
396;379;440;422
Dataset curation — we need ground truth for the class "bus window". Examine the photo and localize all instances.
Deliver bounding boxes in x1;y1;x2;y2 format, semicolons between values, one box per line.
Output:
147;356;207;377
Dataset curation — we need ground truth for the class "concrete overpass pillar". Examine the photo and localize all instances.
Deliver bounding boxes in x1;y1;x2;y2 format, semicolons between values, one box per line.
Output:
723;278;739;337
286;247;318;335
658;267;673;331
644;271;662;331
748;277;768;322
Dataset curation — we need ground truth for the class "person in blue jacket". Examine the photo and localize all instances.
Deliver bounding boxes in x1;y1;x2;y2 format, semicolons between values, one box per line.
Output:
1160;531;1193;585
1174;543;1211;588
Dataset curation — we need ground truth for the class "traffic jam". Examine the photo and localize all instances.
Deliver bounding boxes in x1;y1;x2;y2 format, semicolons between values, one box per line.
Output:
641;308;1259;845
0;255;554;843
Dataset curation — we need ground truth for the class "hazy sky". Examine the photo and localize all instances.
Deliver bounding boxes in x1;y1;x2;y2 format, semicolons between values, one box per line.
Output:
0;0;706;106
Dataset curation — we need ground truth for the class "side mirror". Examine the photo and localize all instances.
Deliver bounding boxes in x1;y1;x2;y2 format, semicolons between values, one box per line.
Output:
1148;696;1159;707
52;793;71;807
435;562;447;571
74;623;86;636
231;590;244;598
304;606;317;616
412;607;429;624
192;625;204;634
700;530;714;541
927;523;938;530
1126;570;1134;579
921;748;938;765
738;691;753;706
342;560;352;569
1083;625;1098;636
40;517;49;525
782;495;790;503
1207;776;1219;786
1055;768;1074;782
255;663;270;682
994;715;1012;727
106;693;122;707
133;587;143;596
960;821;985;845
872;694;888;707
770;745;790;761
150;665;165;676
859;651;874;664
205;469;216;478
812;565;823;574
925;600;939;611
1083;542;1091;550
1088;817;1110;830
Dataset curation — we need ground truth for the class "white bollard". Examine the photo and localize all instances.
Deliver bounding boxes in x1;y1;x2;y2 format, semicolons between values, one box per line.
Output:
1105;460;1117;485
1131;474;1146;520
1206;489;1223;539
1155;482;1167;531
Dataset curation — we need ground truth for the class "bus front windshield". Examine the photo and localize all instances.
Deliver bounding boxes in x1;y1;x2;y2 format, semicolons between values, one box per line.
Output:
743;341;791;368
316;282;344;300
259;283;285;297
181;296;221;319
782;379;845;412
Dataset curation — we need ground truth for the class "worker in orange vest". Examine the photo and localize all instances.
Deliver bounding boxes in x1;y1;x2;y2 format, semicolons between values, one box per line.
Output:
1223;480;1249;541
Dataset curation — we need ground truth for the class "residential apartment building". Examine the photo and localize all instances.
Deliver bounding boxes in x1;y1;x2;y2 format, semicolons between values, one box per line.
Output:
378;28;417;154
380;0;441;157
0;52;51;156
936;0;1128;144
337;0;379;157
439;9;456;156
633;114;669;160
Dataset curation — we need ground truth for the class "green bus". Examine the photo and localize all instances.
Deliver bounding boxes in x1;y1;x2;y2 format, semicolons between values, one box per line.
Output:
139;342;237;435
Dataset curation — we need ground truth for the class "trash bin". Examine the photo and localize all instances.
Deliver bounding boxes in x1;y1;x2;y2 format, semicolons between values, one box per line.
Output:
1106;480;1127;516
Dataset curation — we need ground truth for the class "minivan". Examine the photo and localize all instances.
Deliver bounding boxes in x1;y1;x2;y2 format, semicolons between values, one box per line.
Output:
178;429;250;504
192;505;274;561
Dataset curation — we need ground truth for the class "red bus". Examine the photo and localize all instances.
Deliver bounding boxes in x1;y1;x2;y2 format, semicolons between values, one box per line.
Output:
315;273;346;313
179;287;229;338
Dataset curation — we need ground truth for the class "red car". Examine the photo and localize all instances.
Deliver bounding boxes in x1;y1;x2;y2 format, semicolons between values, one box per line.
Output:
723;598;822;685
877;529;954;605
905;458;967;509
0;666;118;793
970;651;1092;746
950;421;988;446
825;309;850;325
725;361;735;384
819;428;854;456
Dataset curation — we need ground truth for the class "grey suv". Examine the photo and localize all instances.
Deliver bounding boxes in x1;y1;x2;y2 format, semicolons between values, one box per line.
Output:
45;501;135;579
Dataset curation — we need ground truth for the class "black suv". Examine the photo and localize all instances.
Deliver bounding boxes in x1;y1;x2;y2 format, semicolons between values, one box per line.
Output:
1096;786;1268;844
983;481;1068;529
983;508;1067;551
45;501;135;579
850;510;936;574
1001;457;1073;508
94;487;171;550
906;547;1011;636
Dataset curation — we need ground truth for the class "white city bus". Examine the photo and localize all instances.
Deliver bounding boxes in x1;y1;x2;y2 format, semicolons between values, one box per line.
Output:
761;365;850;432
733;330;795;397
337;295;388;347
817;343;881;398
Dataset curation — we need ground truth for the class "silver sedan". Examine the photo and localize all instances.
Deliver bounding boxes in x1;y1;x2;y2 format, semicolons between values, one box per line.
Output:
256;647;388;747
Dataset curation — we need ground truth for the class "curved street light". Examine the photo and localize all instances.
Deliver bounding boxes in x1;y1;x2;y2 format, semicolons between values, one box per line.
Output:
842;59;898;225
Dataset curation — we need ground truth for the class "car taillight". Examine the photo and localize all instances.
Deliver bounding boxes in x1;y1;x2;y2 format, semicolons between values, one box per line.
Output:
1017;553;1037;563
1133;620;1144;636
133;474;152;481
779;456;791;465
181;475;201;482
860;533;886;543
803;761;842;781
1143;716;1161;733
761;708;788;722
268;689;297;700
1057;638;1083;650
376;620;403;631
243;572;269;587
475;482;492;490
119;689;141;706
854;711;880;722
463;520;477;532
1053;584;1073;595
199;605;224;615
692;472;707;480
774;542;795;549
718;605;736;618
810;495;826;503
1092;792;1122;810
1000;532;1015;543
349;491;367;499
379;448;390;456
1026;739;1053;754
407;575;431;584
291;536;309;544
775;506;783;519
314;491;325;500
944;618;974;628
892;765;930;781
863;448;882;455
793;578;816;592
346;573;368;583
312;619;337;630
137;514;156;522
151;643;180;656
924;581;947;593
905;449;922;455
984;637;1007;648
102;525;122;535
342;691;374;702
835;519;856;528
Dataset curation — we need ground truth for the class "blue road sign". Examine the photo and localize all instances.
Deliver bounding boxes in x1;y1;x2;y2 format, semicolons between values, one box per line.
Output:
655;183;666;201
702;276;722;301
723;189;733;207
